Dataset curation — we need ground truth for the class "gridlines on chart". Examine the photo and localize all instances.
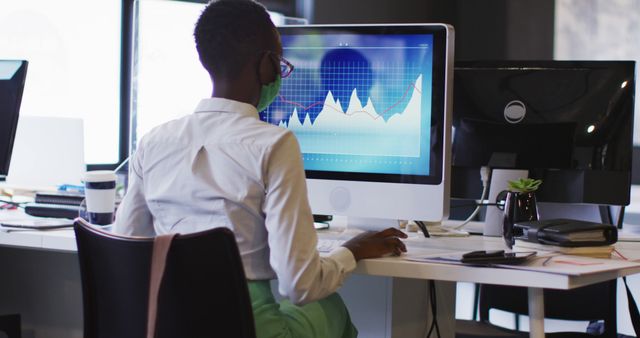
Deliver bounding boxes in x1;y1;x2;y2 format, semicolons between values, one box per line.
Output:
272;60;423;125
268;58;424;159
260;45;433;175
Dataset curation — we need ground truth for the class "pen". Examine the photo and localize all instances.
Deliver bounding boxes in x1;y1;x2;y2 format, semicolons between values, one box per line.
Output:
415;220;430;238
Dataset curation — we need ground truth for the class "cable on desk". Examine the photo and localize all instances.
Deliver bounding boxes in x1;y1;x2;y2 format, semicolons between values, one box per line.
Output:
0;200;26;210
450;202;502;209
453;167;490;230
425;280;441;338
414;220;430;238
613;249;628;261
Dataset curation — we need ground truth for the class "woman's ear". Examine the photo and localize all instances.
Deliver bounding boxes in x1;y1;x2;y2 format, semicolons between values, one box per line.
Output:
257;52;277;85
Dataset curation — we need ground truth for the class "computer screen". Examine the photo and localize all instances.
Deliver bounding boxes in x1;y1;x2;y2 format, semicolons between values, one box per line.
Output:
262;25;454;222
0;60;28;181
452;61;635;206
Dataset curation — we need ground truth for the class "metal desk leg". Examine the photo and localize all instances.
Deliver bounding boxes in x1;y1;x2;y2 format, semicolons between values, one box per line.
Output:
528;287;545;338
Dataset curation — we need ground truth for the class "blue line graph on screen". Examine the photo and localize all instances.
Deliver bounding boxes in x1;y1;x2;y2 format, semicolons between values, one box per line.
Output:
277;73;423;157
262;33;434;176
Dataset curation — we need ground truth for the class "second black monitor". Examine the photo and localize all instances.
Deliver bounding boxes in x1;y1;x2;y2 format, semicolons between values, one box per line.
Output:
452;60;635;205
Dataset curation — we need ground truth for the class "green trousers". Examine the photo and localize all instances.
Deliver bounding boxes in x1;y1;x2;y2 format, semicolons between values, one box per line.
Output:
248;280;358;338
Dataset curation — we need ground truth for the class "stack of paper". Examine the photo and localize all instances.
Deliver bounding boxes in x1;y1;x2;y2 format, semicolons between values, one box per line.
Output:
514;240;614;258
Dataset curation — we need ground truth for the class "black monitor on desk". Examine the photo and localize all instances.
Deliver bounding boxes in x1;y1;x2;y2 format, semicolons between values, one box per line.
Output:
451;60;635;206
0;60;28;182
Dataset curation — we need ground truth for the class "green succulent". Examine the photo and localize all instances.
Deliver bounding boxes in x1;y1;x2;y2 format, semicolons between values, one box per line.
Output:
508;178;542;193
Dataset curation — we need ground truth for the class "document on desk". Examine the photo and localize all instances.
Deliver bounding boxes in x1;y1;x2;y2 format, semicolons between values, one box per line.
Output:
0;211;74;232
406;251;640;276
0;219;73;232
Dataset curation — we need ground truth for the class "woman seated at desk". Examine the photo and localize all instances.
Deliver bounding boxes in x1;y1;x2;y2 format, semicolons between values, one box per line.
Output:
113;1;407;337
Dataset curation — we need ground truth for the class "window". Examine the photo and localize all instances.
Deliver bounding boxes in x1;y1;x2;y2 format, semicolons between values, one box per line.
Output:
131;0;293;148
132;0;209;148
0;0;123;165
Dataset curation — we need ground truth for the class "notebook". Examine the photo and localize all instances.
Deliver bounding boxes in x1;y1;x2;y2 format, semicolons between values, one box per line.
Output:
514;240;614;258
0;218;74;230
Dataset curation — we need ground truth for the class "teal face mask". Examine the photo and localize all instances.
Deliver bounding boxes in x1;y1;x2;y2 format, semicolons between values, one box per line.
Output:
256;74;281;112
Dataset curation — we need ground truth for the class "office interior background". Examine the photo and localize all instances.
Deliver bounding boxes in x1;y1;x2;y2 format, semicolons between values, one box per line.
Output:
1;0;638;183
1;0;640;336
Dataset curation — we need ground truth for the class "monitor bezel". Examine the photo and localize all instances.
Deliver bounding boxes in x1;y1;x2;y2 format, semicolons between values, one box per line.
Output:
276;24;449;185
0;60;28;177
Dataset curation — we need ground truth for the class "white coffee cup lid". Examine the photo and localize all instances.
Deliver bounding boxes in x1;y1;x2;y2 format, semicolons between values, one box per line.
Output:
83;170;117;182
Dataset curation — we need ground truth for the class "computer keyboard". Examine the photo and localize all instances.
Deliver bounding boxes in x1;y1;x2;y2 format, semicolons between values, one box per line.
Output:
317;238;345;252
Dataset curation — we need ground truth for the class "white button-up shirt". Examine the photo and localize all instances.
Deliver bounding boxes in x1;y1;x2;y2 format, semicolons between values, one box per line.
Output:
113;97;356;305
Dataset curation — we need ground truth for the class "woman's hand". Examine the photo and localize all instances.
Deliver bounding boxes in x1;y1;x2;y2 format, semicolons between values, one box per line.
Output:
342;227;408;261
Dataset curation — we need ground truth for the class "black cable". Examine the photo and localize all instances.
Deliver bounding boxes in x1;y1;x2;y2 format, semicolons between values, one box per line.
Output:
432;281;441;337
415;220;430;238
617;206;626;229
0;200;26;210
450;202;503;209
426;281;441;338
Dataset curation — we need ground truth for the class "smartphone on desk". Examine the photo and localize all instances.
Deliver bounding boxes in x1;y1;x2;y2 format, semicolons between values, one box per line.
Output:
460;250;536;265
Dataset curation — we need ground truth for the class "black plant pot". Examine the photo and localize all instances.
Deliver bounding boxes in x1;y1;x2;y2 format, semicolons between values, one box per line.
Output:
503;191;539;248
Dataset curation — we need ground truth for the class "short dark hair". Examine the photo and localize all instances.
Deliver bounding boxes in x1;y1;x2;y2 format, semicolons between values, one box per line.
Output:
194;0;276;79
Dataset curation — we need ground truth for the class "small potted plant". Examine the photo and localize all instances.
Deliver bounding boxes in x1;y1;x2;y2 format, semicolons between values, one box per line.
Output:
503;178;542;248
507;178;542;193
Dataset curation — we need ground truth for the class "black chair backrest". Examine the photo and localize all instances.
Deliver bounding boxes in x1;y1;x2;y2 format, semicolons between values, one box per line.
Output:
479;281;617;337
74;220;256;338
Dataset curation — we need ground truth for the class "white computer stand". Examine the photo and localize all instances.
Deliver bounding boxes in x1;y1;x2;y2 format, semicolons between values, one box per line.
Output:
483;169;529;237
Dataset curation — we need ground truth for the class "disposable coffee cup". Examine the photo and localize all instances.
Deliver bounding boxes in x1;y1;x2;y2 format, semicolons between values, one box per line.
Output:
83;170;117;225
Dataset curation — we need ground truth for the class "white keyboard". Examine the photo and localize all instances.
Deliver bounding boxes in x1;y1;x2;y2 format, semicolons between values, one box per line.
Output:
317;238;345;252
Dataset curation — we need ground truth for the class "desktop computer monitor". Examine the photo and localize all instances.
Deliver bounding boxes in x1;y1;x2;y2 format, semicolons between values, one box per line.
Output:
452;61;635;207
0;60;28;181
262;24;454;224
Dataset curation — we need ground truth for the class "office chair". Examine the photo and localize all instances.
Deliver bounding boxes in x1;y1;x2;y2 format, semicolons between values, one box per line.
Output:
74;220;256;338
456;281;617;338
0;314;20;338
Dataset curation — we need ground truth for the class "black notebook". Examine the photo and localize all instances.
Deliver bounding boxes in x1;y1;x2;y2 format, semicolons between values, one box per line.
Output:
514;219;618;247
24;203;81;220
34;191;85;206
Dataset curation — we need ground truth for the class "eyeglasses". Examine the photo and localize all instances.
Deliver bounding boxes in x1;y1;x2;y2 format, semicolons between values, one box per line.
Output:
267;51;295;78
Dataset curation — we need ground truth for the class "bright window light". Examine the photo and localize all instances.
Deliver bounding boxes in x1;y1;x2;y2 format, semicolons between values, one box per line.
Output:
132;0;289;149
132;0;210;147
0;0;122;164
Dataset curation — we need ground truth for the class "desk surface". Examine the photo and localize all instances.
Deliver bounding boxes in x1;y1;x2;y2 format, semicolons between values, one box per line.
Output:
354;235;640;290
0;227;76;252
0;210;77;251
2;218;640;292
